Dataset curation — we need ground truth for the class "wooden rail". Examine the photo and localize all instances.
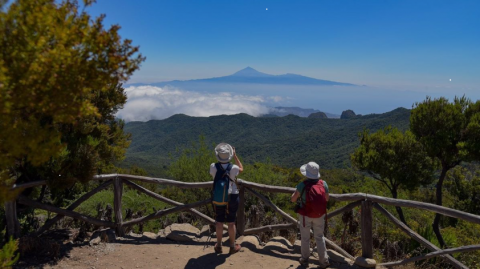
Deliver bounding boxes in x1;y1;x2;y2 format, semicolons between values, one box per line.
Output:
7;173;480;268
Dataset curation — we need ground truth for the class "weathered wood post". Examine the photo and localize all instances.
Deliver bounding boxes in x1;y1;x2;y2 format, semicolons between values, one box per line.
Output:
113;176;125;237
237;185;246;235
5;200;21;239
361;199;373;258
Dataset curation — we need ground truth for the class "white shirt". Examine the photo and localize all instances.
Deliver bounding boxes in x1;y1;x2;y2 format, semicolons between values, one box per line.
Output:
210;163;240;195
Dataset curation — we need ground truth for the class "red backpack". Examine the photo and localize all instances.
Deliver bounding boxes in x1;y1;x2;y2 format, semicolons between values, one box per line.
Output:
298;179;327;218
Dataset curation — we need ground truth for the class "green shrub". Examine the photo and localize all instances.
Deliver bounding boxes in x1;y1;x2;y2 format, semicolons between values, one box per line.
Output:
0;237;19;268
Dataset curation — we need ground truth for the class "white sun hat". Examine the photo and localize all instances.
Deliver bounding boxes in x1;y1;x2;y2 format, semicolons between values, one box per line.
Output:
215;143;234;163
300;162;321;179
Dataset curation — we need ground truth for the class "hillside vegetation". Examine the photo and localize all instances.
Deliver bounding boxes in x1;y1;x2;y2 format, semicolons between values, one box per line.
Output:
121;108;410;176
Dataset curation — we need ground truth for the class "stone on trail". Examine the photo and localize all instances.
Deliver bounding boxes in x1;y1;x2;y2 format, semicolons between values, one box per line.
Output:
293;240;302;253
269;236;293;248
89;228;116;246
327;250;353;265
240;235;262;250
263;236;293;253
164;223;200;242
157;229;166;238
199;225;211;237
142;232;158;240
354;256;377;268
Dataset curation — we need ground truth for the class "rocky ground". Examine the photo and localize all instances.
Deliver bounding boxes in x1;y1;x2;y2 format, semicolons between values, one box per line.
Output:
13;224;402;269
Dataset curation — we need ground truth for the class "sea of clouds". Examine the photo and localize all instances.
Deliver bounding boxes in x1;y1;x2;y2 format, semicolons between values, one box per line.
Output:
116;85;283;122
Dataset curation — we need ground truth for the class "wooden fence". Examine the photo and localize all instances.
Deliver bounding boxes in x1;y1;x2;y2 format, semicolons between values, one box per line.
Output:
5;174;480;268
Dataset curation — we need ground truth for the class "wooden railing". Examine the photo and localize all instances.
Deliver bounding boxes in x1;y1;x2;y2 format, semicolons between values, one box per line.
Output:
5;174;480;268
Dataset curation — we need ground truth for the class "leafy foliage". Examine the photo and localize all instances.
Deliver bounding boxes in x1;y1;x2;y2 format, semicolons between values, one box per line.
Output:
411;96;480;167
351;127;435;223
0;0;145;202
410;96;480;247
0;237;19;268
351;127;435;193
444;164;480;218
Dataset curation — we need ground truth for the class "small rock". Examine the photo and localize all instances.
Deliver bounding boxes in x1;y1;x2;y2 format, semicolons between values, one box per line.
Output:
327;250;353;265
157;229;166;237
199;225;211;237
142;232;158;240
89;228;116;245
263;237;292;253
89;236;101;246
240;235;261;249
165;223;200;242
354;256;377;268
269;236;293;248
293;240;301;252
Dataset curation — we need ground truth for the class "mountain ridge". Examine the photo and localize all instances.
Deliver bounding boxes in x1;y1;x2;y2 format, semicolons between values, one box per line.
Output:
127;67;357;87
266;106;340;118
121;107;410;177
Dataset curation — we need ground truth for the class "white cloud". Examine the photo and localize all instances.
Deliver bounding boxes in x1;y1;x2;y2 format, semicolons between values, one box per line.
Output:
117;86;281;121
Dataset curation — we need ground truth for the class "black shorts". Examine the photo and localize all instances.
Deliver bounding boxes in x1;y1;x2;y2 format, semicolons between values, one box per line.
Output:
215;194;239;223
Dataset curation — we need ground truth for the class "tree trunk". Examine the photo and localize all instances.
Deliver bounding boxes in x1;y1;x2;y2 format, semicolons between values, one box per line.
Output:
392;189;408;226
5;201;20;239
433;166;448;248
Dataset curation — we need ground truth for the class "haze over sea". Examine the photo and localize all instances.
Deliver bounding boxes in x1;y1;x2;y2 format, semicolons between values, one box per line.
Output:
84;1;479;121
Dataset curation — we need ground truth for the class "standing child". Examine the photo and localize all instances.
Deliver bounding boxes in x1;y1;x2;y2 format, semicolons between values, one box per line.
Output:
291;161;330;268
210;143;243;254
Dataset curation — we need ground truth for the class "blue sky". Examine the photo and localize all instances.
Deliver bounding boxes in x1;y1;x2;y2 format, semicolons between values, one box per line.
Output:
84;0;480;117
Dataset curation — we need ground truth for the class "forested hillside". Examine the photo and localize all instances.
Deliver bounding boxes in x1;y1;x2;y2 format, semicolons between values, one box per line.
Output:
121;107;410;176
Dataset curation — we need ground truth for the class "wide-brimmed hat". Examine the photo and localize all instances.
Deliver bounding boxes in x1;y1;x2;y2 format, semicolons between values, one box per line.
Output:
300;162;321;179
215;143;233;163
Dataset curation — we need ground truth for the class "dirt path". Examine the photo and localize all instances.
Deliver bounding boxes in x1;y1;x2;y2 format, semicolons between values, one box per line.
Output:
15;234;375;269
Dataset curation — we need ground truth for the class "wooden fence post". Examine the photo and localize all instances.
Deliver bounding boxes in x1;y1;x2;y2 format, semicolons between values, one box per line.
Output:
5;201;20;239
361;200;373;259
237;186;246;235
114;176;125;237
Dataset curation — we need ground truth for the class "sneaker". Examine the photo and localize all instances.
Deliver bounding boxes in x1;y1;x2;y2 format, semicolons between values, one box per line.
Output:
318;258;330;268
299;257;309;267
229;244;242;254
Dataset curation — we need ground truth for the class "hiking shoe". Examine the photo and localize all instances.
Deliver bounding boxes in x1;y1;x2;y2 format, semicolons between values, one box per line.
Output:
299;257;309;267
318;258;331;268
229;244;242;254
214;244;223;254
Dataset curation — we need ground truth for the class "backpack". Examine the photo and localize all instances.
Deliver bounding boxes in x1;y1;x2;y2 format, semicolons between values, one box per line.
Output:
212;162;233;206
297;179;327;218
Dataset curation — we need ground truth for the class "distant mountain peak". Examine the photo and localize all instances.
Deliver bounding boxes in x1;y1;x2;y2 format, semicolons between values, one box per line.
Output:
128;67;358;87
231;67;273;77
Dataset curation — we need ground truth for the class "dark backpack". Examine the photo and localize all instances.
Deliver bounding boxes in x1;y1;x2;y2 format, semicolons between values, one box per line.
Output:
297;179;327;218
212;162;233;206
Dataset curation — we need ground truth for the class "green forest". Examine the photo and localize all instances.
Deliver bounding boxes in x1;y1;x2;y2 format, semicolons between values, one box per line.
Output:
1;0;480;268
121;107;411;177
